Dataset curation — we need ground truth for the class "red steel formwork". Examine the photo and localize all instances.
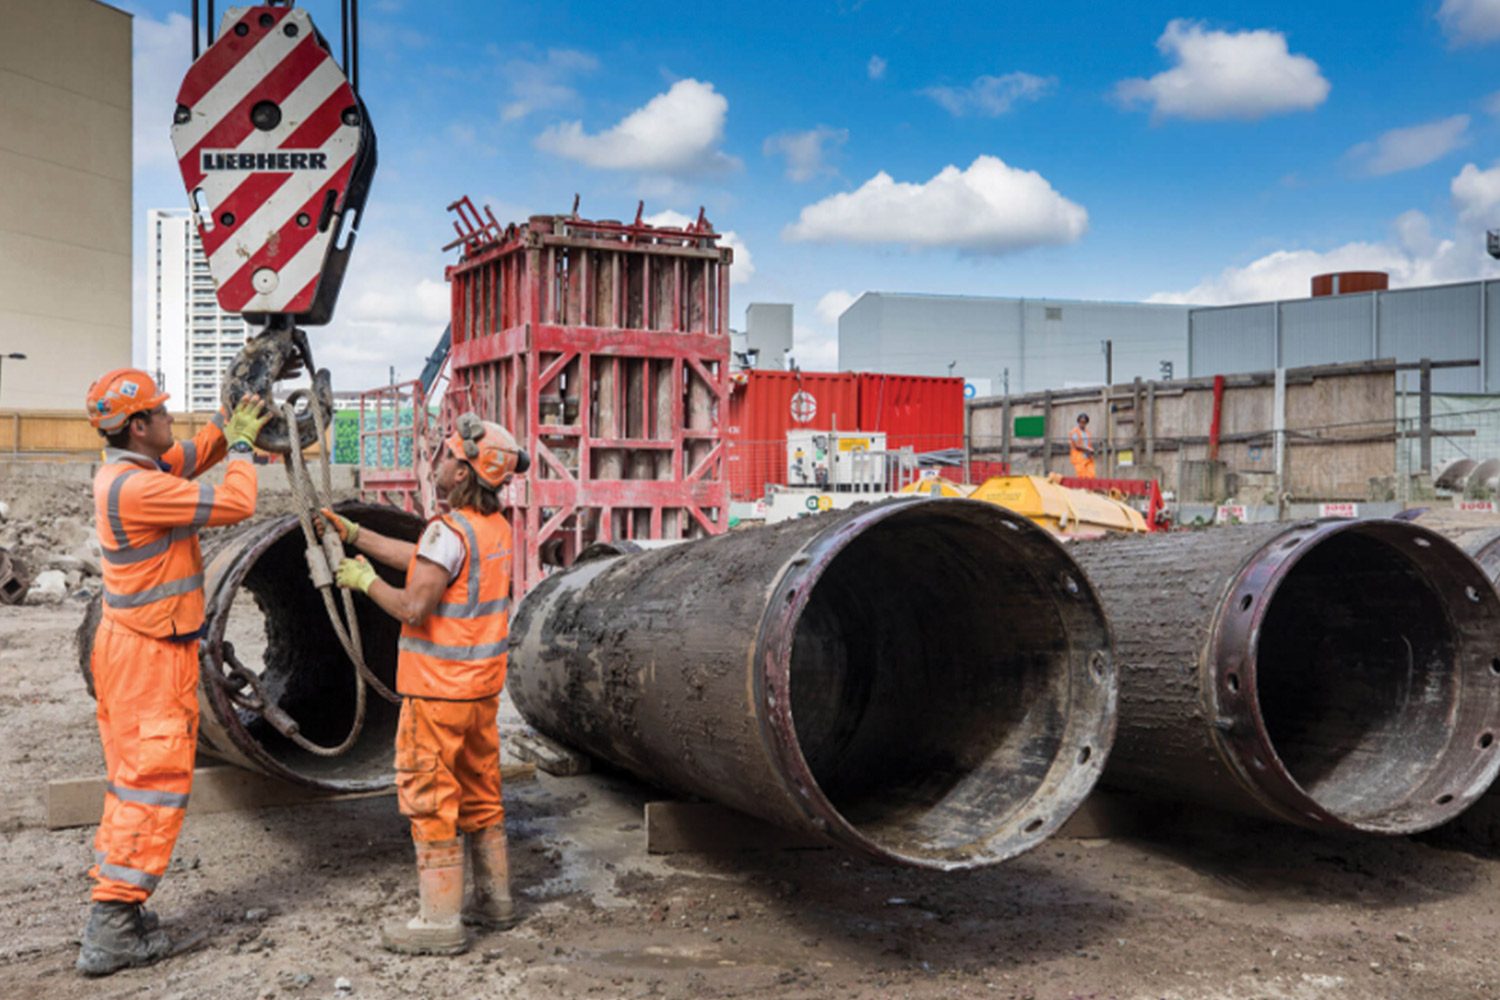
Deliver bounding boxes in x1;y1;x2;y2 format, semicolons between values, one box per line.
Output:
726;370;860;501
441;199;732;596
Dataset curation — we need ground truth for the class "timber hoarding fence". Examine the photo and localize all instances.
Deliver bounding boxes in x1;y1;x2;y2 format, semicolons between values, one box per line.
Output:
966;359;1475;503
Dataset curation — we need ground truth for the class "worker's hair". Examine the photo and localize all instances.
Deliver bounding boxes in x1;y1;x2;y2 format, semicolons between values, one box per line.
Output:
100;414;146;450
449;461;501;515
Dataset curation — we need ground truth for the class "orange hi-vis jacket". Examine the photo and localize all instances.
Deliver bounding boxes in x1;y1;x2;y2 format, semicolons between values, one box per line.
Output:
398;509;513;700
94;416;257;639
1069;425;1092;460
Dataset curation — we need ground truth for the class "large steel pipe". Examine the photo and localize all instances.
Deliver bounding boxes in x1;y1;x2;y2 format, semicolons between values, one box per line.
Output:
509;498;1117;870
1071;519;1500;833
78;503;422;792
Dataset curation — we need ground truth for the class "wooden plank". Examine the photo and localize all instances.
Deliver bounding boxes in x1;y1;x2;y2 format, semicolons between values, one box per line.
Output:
509;732;592;777
645;801;827;855
46;762;536;831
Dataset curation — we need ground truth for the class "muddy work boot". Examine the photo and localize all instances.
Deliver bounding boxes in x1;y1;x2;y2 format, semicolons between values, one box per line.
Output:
381;837;469;956
76;901;171;976
463;824;518;930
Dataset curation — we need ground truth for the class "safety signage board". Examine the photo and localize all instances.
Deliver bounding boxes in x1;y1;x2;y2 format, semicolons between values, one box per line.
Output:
1456;500;1498;513
1214;505;1247;524
1318;502;1359;518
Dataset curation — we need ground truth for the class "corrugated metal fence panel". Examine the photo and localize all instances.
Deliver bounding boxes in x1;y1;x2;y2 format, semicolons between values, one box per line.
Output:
1189;303;1275;377
856;374;964;452
726;370;859;500
1378;283;1483;393
1279;294;1374;369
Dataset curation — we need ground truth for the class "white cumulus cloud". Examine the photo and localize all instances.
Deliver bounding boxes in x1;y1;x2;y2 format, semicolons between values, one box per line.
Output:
868;55;887;80
500;49;597;122
782;155;1088;255
535;79;739;174
1115;19;1330;122
1440;0;1500;45
763;126;848;181
1148;162;1500;305
816;290;856;327
1347;115;1471;176
791;325;840;371
923;72;1055;117
641;210;754;285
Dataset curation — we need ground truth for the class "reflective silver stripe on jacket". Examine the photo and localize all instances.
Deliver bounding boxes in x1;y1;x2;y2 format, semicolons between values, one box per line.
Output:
101;526;197;566
433;596;509;619
398;636;509;661
190;483;216;527
106;470;139;550
178;440;198;476
97;862;161;891
212;410;226;429
103;574;204;609
107;781;189;810
93;849;107;865
447;511;482;605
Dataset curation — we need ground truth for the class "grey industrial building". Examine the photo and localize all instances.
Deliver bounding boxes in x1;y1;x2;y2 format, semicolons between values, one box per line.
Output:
838;280;1500;396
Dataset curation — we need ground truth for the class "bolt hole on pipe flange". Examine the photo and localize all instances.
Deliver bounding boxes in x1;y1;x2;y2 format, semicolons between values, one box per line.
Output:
1241;521;1500;833
782;500;1115;867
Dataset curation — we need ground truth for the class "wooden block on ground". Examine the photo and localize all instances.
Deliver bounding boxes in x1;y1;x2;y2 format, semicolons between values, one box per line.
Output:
46;762;536;831
645;801;827;855
1057;787;1181;839
510;731;592;776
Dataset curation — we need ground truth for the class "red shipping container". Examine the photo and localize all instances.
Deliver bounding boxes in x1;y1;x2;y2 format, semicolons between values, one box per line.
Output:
856;373;964;454
726;370;859;500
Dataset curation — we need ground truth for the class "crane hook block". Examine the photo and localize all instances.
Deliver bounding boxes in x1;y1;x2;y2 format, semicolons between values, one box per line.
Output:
222;322;333;454
171;5;377;326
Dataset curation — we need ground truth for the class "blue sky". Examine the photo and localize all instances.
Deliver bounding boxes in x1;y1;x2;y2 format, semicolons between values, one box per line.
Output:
124;0;1500;387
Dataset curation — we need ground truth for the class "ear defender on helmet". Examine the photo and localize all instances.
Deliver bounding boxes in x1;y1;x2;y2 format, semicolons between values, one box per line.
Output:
445;412;527;488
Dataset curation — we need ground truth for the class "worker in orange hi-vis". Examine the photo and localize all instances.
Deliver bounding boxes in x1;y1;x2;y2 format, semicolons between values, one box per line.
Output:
1069;412;1097;479
77;369;269;977
324;413;530;956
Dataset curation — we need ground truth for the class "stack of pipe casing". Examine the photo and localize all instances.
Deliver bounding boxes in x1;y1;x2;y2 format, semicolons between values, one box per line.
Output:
77;503;421;792
1070;518;1500;833
508;497;1117;870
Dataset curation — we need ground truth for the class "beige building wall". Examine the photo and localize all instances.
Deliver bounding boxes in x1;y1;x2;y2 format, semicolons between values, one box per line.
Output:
0;0;131;412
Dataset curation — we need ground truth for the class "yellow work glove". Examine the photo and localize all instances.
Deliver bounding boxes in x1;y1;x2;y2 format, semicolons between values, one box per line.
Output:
336;556;377;594
318;507;359;545
223;394;271;449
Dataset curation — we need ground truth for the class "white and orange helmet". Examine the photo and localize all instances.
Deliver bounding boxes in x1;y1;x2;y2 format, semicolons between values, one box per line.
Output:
446;413;529;488
85;368;169;432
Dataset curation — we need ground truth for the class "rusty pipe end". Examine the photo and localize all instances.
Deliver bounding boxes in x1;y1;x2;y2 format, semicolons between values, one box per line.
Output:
1209;519;1500;834
757;498;1117;869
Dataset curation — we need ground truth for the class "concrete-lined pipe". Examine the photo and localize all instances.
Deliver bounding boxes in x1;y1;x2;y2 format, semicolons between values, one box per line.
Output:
508;497;1117;870
1070;519;1500;833
78;503;422;792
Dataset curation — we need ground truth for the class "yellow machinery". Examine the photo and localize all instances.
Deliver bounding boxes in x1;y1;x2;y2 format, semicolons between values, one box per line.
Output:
901;474;1147;536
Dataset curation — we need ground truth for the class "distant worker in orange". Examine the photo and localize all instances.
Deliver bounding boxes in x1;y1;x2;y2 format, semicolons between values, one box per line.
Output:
1069;412;1096;478
325;413;529;956
78;371;268;976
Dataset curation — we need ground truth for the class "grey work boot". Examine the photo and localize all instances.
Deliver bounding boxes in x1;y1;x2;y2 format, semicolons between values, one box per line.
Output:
463;824;518;930
76;901;171;977
380;837;469;956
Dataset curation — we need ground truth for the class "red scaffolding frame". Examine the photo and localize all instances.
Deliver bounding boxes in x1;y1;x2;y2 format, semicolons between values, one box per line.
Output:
441;199;732;596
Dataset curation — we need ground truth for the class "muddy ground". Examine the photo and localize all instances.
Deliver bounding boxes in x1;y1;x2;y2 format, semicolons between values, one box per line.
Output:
4;601;1500;999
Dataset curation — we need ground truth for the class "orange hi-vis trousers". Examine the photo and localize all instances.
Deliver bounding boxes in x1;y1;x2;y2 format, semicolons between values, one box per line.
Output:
89;618;199;903
395;695;504;843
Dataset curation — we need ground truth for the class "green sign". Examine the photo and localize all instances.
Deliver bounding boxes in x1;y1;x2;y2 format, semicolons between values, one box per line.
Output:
1013;415;1045;439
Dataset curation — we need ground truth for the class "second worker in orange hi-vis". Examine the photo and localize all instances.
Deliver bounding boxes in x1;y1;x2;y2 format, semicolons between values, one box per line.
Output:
325;413;530;957
1069;412;1097;479
76;369;269;977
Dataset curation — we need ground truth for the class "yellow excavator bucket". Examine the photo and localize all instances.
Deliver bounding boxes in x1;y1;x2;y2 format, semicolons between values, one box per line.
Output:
967;476;1146;536
897;477;975;498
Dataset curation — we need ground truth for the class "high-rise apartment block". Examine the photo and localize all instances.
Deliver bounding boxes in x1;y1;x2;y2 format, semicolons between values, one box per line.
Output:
147;209;251;412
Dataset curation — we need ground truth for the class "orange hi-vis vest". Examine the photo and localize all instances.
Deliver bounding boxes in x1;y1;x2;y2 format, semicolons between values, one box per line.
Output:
398;509;513;700
94;416;257;639
1069;425;1091;458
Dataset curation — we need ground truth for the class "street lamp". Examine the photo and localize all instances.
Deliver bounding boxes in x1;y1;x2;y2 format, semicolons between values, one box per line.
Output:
0;352;25;411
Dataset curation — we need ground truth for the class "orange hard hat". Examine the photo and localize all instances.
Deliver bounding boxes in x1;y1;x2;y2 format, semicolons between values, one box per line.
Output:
85;368;170;432
446;412;529;488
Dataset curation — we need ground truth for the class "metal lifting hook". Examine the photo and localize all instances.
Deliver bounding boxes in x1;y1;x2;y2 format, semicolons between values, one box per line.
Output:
221;318;334;454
